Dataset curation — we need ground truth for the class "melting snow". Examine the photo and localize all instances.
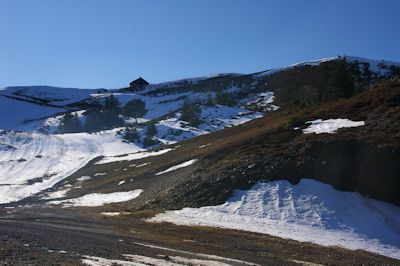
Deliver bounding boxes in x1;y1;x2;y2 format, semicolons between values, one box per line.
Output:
155;159;198;176
96;148;172;164
43;188;71;200
77;176;91;182
302;119;365;134
50;189;143;207
94;172;107;176
0;130;141;204
82;254;236;266
100;212;122;216
131;242;258;265
149;179;400;259
198;143;211;149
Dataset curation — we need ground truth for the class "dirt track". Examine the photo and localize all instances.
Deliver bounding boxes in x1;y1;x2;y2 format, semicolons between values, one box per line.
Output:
0;207;398;265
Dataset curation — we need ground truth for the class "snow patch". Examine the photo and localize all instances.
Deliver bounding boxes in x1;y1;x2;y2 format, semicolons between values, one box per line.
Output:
149;179;400;259
42;188;71;200
50;189;143;207
131;242;258;265
155;159;198;176
94;172;107;176
77;176;91;182
101;212;122;216
254;57;338;78
96;148;172;164
302;119;365;134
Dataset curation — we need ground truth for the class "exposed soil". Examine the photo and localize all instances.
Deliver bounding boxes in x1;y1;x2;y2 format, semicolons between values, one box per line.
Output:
1;207;398;265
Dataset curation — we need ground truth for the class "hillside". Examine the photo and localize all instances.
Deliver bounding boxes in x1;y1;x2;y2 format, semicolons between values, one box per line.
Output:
0;56;400;265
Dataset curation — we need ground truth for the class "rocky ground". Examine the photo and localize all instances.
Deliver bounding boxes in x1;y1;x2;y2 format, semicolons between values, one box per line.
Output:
1;207;398;265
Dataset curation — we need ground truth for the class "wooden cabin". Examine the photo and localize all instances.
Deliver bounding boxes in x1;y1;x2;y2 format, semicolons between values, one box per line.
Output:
129;77;149;91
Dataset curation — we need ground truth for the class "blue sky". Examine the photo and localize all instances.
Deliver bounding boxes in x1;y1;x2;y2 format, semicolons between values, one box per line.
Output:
1;0;399;88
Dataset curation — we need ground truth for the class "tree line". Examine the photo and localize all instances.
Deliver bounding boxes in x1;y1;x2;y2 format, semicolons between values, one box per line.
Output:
58;95;147;133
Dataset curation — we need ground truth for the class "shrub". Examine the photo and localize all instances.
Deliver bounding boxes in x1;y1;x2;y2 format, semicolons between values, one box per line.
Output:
146;121;157;137
123;127;139;142
181;100;201;127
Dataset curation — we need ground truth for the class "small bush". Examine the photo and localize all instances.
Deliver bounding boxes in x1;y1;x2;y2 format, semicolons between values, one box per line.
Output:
288;113;307;128
123;127;139;142
181;100;201;126
143;137;159;147
146;121;157;137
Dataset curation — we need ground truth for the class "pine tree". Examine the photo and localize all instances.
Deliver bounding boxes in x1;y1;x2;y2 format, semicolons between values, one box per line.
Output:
181;100;200;127
216;91;235;106
362;63;372;87
58;112;82;133
83;109;101;132
103;95;123;128
146;121;157;137
206;92;215;106
122;99;147;125
329;60;354;99
143;121;158;147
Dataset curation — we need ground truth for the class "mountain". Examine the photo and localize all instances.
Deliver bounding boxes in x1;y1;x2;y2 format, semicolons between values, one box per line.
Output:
0;56;399;265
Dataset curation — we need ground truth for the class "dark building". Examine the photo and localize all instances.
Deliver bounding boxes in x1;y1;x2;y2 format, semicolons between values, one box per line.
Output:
129;77;149;91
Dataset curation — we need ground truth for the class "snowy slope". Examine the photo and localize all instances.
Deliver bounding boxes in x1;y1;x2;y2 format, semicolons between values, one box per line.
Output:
302;119;365;134
347;56;400;75
0;81;272;203
0;130;142;204
2;55;396;206
1;86;104;106
253;57;339;78
149;179;400;259
253;56;400;79
0;95;65;131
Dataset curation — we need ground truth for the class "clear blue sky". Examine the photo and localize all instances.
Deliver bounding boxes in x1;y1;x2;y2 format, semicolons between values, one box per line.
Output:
1;0;399;89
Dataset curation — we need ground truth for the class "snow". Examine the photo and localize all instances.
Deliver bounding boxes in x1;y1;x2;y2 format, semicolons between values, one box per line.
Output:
243;92;279;111
155;159;198;175
136;162;150;168
155;105;262;144
132;242;257;265
96;148;172;164
77;176;91;182
0;62;279;204
94;172;107;176
118;180;126;185
2;86;102;106
253;57;338;78
124;254;231;266
253;56;400;80
149;179;400;259
346;56;400;75
100;212;122;216
198;143;211;148
0;95;65;131
43;188;71;200
82;256;140;266
82;254;234;266
302;119;365;134
0;130;142;204
50;189;143;207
